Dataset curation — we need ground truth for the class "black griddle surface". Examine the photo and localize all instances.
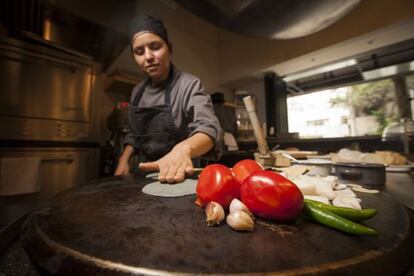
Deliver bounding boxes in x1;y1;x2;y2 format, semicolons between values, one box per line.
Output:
20;176;414;275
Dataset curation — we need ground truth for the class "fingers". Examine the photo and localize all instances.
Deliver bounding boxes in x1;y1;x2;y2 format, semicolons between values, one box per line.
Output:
117;169;128;176
145;150;193;183
185;166;194;176
114;164;129;176
159;166;185;183
172;167;186;183
158;166;167;183
157;164;190;183
138;162;159;172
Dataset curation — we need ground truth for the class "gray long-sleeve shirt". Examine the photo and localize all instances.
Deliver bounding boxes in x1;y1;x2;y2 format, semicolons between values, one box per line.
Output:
123;67;223;160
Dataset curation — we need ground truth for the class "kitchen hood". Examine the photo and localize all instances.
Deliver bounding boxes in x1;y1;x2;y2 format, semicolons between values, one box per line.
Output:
174;0;361;39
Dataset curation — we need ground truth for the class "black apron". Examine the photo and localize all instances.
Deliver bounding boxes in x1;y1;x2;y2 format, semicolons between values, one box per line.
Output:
129;67;183;161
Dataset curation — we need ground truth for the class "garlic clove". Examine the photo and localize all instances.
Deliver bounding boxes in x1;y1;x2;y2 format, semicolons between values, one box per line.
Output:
226;211;254;232
205;201;225;226
229;198;254;219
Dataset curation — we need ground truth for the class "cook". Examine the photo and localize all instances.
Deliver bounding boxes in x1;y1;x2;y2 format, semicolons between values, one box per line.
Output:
114;15;223;183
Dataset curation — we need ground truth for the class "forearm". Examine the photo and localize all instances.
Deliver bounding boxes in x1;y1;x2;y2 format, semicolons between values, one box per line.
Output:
119;144;135;163
174;132;214;158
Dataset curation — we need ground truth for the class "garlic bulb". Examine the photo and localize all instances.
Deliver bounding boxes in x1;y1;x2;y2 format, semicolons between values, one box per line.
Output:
205;201;225;226
226;211;254;232
229;199;254;219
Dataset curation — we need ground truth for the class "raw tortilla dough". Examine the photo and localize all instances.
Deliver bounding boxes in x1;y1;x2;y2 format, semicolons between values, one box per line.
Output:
141;178;197;197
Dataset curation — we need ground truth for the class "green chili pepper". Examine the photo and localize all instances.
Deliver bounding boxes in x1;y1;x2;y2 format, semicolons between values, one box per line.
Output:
304;199;377;221
304;203;378;236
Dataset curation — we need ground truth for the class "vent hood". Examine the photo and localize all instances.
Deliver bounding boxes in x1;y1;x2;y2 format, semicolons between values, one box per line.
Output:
174;0;361;39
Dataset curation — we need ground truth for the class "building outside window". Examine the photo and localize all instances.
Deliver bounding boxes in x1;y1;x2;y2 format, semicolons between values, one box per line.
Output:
287;73;414;139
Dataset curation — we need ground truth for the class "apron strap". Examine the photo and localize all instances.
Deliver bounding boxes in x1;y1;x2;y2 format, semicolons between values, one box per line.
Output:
131;65;175;107
132;78;150;106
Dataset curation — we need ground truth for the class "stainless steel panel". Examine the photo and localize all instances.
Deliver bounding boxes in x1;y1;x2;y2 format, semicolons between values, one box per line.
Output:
0;44;92;122
0;117;92;142
0;147;99;226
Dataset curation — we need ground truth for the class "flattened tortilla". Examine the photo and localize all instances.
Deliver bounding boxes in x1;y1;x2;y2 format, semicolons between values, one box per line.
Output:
142;178;197;197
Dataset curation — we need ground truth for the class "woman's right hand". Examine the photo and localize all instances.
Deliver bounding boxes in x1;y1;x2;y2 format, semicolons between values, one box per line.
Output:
114;159;130;176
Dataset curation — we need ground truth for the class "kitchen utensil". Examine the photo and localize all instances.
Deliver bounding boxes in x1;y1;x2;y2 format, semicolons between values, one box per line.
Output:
145;168;203;180
243;96;274;166
280;153;300;163
333;162;386;186
243;96;269;157
273;150;319;159
280;154;332;176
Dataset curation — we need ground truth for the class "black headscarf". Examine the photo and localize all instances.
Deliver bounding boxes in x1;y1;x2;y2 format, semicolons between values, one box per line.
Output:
128;15;169;44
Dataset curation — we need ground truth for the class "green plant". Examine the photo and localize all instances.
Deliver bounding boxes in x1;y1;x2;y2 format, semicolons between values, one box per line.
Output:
330;79;398;132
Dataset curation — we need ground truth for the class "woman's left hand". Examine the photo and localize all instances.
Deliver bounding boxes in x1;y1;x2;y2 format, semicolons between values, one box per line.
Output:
138;144;194;183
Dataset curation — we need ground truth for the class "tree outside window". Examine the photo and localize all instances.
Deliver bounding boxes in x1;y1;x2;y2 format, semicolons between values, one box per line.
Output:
287;73;414;138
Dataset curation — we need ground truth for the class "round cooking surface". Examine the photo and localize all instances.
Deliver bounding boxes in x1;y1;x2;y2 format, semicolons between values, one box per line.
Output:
21;176;414;275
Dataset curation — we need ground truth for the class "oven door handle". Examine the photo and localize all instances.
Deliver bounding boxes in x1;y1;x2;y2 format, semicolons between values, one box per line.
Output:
41;154;75;163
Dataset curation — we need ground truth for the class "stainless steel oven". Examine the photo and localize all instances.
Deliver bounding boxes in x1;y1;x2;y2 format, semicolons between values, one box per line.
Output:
0;36;101;227
0;147;99;224
0;36;99;142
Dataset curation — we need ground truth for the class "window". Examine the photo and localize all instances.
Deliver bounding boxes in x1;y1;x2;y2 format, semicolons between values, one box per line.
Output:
287;73;414;139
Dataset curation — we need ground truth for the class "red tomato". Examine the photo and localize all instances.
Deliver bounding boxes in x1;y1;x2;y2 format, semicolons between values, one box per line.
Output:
232;159;264;186
195;164;239;209
240;170;304;221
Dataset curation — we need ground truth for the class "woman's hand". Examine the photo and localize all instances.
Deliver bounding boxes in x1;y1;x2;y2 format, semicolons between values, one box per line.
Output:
139;143;194;183
114;145;135;176
139;133;214;183
114;159;130;176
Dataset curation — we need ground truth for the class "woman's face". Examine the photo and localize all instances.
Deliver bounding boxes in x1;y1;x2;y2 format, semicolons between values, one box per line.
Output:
132;32;171;84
